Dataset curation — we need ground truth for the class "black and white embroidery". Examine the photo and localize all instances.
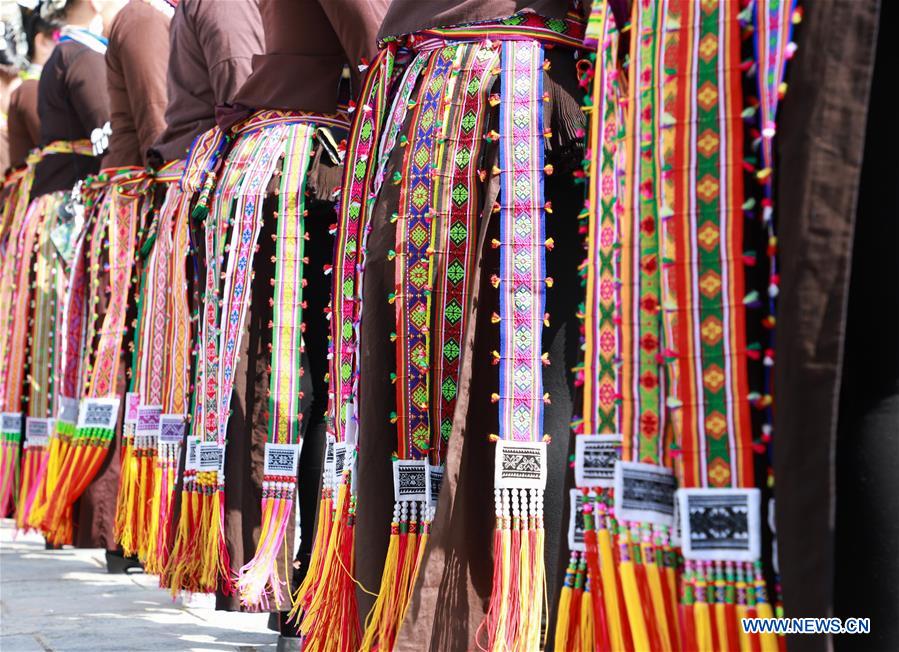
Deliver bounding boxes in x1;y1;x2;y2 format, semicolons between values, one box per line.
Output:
575;434;621;488
494;440;547;490
393;459;429;503
677;488;761;562
158;414;186;444
614;461;677;526
196;442;225;473
77;398;120;430
333;442;347;486
0;412;22;434
429;465;444;507
25;417;53;445
264;442;301;478
186;437;200;470
567;489;587;552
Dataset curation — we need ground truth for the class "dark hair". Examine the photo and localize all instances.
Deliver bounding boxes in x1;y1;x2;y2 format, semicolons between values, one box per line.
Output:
25;10;61;60
40;0;77;23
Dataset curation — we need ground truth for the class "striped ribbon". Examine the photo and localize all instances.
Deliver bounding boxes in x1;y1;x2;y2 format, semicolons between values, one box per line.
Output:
167;113;320;598
38;173;143;544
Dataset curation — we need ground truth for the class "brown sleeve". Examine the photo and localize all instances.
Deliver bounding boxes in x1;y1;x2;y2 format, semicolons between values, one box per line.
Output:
117;4;170;159
194;0;263;105
318;0;390;91
65;48;110;135
7;81;40;167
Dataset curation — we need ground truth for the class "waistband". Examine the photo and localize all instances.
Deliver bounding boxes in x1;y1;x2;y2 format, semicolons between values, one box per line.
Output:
26;139;94;166
232;108;351;137
154;159;186;184
391;11;586;51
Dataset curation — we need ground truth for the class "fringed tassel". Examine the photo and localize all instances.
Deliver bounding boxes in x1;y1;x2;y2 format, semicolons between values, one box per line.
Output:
579;579;596;651
162;485;200;593
39;433;85;541
114;434;137;553
18;443;51;529
364;512;399;644
299;478;361;652
582;502;610;651
11;445;32;527
643;528;674;652
752;561;779;652
554;553;576;651
236;479;296;610
194;483;231;595
632;528;663;652
146;442;179;574
484;487;545;651
287;488;332;622
136;446;157;559
692;561;714;652
144;452;164;572
596;500;630;650
619;527;651;651
680;563;698;652
0;432;21;516
26;422;69;530
485;488;512;650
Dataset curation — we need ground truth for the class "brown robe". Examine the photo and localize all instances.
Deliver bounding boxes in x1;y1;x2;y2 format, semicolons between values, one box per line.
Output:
27;35;117;549
774;1;896;651
102;0;171;168
151;0;263;163
7;77;39;169
32;39;108;199
215;0;387;613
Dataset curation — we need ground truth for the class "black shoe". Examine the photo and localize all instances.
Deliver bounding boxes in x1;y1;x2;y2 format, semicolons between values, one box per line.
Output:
44;541;63;550
105;550;144;574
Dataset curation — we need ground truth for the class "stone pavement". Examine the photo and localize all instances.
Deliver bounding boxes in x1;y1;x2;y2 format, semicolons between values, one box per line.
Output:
0;519;278;651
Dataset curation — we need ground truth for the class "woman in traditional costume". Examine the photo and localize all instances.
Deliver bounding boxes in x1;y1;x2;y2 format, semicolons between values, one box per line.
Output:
164;0;386;626
19;0;127;555
119;0;265;582
297;1;591;649
85;0;175;573
1;3;59;530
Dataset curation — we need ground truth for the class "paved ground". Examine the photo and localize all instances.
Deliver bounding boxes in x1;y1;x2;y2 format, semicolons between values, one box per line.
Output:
0;519;278;651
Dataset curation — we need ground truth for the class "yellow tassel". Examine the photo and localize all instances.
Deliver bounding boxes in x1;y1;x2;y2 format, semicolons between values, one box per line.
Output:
580;585;595;651
360;527;399;649
145;461;163;570
300;482;348;633
289;494;332;621
736;604;751;652
666;557;681;646
554;576;573;651
598;527;626;651
620;558;651;651
757;599;779;652
518;519;532;647
694;601;713;652
164;489;194;594
126;447;140;553
135;453;151;558
715;599;729;652
645;547;673;652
